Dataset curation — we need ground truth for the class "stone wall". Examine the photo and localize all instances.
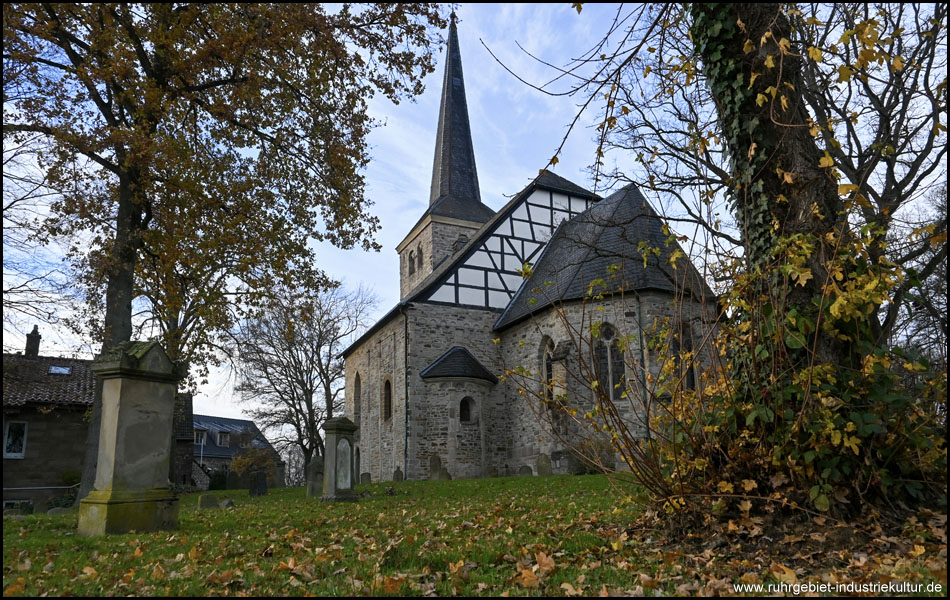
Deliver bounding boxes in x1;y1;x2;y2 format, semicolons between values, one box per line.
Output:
497;291;716;475
2;406;87;508
345;287;716;483
399;218;483;299
406;303;506;480
399;222;434;298
344;312;408;483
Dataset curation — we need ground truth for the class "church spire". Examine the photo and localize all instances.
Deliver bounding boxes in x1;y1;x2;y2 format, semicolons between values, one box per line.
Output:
429;14;482;207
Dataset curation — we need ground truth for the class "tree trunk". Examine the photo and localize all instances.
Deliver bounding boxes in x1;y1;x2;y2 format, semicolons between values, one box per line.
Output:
691;3;855;368
77;173;142;503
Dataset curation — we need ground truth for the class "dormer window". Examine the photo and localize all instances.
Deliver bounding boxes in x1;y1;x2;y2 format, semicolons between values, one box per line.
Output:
48;365;71;375
218;432;230;448
195;430;206;445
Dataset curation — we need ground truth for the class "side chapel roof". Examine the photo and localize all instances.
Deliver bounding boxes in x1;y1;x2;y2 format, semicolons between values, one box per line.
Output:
419;346;498;384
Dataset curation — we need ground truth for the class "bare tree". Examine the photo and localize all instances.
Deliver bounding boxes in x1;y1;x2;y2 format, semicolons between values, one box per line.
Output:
235;285;377;469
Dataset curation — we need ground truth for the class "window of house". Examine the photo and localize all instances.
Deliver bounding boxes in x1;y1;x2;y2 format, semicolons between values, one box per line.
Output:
218;431;230;447
460;397;473;422
416;247;423;271
48;365;71;375
408;251;416;275
195;430;206;445
3;422;27;459
383;380;392;421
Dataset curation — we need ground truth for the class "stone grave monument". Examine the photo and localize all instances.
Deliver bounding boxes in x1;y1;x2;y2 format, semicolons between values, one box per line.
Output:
321;417;357;502
306;456;324;498
78;341;181;536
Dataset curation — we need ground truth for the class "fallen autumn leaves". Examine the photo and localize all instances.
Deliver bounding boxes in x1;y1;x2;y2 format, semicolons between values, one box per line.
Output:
2;475;946;596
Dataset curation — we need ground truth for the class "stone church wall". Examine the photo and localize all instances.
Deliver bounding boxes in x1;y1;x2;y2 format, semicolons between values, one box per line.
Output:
399;219;482;299
344;313;408;484
406;303;506;480
497;291;714;475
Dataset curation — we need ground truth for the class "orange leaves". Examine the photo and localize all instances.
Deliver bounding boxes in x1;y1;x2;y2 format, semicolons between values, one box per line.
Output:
513;550;556;589
516;567;539;588
769;561;798;584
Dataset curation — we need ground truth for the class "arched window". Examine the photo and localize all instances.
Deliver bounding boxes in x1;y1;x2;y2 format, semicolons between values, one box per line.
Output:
672;329;696;390
416;247;423;272
460;397;473;422
383;380;392;421
542;340;555;403
354;373;361;421
595;325;624;402
408;251;416;275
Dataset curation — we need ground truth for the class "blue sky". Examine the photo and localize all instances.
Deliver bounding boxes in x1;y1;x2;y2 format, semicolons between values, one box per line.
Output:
3;4;638;419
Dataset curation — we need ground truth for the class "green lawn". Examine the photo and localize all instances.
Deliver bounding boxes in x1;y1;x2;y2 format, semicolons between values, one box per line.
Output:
3;475;945;596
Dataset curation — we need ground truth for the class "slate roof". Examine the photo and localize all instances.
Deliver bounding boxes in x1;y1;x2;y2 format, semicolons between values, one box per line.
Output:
2;353;96;408
494;184;714;330
419;346;498;384
426;17;489;223
192;413;277;459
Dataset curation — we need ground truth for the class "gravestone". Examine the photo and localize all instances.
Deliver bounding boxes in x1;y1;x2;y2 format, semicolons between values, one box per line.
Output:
198;494;219;509
518;465;533;476
220;498;234;509
47;507;71;516
360;473;372;484
249;472;267;497
393;467;403;482
438;467;453;480
537;453;552;476
306;456;324;498
321;417;358;502
78;341;181;536
428;455;442;480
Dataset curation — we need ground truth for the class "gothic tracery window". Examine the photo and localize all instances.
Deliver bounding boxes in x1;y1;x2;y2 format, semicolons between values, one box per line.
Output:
595;325;625;403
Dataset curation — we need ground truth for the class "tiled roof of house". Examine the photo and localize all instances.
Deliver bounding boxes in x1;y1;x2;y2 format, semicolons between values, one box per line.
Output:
494;184;715;330
420;346;498;384
2;353;96;408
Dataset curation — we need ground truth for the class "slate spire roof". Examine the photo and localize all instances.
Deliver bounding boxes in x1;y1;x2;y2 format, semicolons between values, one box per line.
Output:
424;16;495;224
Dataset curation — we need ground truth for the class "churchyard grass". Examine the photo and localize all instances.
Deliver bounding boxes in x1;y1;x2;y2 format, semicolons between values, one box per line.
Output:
4;474;946;596
3;474;648;596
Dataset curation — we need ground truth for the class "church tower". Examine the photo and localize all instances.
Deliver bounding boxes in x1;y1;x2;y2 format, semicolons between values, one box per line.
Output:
397;14;495;298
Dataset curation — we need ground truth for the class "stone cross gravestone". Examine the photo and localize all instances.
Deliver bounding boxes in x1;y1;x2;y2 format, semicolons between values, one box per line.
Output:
321;417;358;502
306;456;324;498
78;341;181;536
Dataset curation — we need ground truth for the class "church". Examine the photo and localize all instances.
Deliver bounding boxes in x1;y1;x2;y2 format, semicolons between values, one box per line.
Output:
342;17;713;482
